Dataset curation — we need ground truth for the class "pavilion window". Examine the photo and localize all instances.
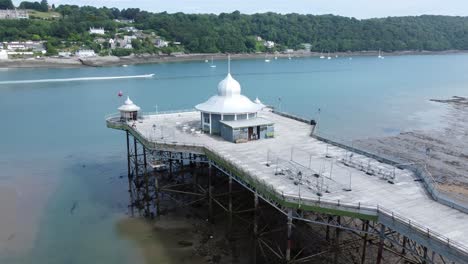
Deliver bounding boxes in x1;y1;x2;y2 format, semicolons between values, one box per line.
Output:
203;113;210;124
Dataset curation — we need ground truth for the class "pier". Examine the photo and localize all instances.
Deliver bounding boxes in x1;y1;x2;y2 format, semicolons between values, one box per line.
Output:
106;66;468;263
107;108;468;263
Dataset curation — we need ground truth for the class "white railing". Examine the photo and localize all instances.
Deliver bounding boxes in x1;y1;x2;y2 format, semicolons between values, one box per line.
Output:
141;108;196;116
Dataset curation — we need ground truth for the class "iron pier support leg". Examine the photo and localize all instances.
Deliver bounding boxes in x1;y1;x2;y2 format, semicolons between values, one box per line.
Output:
180;152;184;182
333;216;341;264
326;216;332;241
228;176;233;236
208;162;213;223
376;224;385;264
253;193;259;264
193;170;198;193
422;246;428;264
169;152;173;178
133;136;140;214
286;208;293;262
360;220;369;264
126;131;134;217
143;147;150;217
155;171;160;218
401;236;407;255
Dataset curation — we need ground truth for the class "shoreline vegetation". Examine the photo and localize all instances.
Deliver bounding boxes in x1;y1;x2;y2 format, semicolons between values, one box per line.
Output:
3;4;468;69
1;49;467;68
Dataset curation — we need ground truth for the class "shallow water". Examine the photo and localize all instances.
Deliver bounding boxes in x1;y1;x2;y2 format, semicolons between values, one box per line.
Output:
0;54;467;263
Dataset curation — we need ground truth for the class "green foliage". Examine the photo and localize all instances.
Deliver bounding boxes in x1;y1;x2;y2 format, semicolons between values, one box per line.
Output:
19;1;41;11
44;41;57;55
111;48;132;56
2;5;468;54
132;11;468;53
40;0;48;12
0;0;13;9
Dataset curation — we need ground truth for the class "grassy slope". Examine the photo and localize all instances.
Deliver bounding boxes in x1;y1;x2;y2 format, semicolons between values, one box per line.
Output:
27;10;61;19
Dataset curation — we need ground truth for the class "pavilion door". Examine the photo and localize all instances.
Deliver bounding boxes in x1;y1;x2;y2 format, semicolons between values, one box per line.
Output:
248;127;253;140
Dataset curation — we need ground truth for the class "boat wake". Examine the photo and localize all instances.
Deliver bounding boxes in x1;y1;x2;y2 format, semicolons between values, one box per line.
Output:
0;74;155;85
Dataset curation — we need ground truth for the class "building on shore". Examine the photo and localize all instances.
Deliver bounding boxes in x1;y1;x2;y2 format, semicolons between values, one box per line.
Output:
301;43;312;52
4;41;45;53
0;49;8;60
195;59;273;142
89;27;105;35
0;9;29;19
58;51;71;57
75;49;96;58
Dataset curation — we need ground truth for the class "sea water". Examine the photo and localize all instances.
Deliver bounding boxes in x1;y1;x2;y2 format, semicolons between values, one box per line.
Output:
0;54;467;263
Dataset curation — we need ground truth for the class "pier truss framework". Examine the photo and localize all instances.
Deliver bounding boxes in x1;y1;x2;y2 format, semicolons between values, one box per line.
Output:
124;131;460;264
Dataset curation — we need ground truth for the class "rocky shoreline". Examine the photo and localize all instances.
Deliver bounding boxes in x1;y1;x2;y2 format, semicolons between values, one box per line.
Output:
1;50;467;69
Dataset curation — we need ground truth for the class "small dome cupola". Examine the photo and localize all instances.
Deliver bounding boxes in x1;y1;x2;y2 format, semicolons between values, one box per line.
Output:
118;96;140;121
217;73;241;97
118;96;141;112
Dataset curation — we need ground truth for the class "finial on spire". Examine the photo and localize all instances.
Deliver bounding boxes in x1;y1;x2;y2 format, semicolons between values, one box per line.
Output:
228;54;231;74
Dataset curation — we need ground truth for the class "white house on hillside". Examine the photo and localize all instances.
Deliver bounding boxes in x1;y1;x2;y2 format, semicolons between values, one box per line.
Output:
155;38;169;48
263;41;275;49
0;9;29;19
89;27;105;35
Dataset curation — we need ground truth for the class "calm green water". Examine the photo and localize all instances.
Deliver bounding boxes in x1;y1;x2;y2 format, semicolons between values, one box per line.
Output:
0;54;467;263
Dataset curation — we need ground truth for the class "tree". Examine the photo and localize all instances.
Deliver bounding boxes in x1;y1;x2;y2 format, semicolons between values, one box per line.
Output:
40;0;48;12
44;41;57;55
0;0;14;9
2;6;468;54
19;1;42;11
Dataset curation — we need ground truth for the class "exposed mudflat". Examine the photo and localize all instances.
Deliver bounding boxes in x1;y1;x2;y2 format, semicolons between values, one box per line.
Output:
355;96;468;203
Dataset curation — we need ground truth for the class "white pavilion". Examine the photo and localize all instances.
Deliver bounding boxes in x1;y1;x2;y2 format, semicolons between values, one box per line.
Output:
195;58;274;142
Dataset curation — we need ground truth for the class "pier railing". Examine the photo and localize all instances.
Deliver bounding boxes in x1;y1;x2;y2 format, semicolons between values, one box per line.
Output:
310;132;468;215
142;108;196;116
